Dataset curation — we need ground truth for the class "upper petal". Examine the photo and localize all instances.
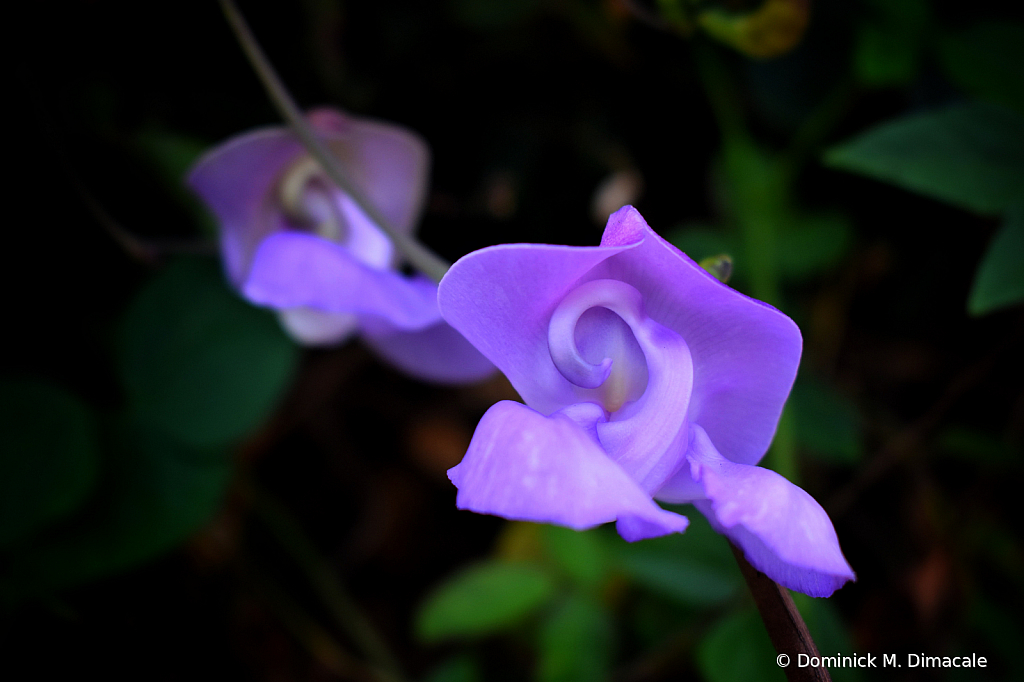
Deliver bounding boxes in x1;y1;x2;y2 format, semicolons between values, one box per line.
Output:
438;241;639;416
448;400;688;540
308;108;430;238
187;108;430;286
678;424;855;598
187;126;302;287
594;206;802;466
243;232;442;331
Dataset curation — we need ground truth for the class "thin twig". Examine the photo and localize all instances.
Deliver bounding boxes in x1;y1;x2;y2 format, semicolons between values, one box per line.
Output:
241;560;377;681
241;477;407;682
730;543;831;682
218;0;450;283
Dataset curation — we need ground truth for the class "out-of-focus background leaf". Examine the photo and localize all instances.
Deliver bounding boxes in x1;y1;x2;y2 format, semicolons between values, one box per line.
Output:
0;381;98;547
824;103;1024;216
415;561;556;642
117;257;298;448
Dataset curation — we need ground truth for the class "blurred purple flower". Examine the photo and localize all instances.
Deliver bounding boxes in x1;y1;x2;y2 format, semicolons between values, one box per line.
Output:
438;206;854;597
187;108;494;384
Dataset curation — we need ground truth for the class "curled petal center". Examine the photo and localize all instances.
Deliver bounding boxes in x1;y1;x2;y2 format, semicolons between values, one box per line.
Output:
547;278;694;493
277;155;393;269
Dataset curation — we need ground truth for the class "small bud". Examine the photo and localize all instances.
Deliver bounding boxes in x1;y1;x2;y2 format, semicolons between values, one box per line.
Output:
699;253;733;283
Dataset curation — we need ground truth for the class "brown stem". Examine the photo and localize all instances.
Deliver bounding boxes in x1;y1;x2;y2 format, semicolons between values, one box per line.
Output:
730;543;831;682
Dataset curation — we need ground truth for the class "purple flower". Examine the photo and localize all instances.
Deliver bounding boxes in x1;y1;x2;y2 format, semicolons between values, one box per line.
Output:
438;206;854;597
188;108;495;384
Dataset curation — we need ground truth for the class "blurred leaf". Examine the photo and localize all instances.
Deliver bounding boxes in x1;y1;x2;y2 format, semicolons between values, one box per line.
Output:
697;608;785;682
1;418;230;599
966;598;1024;680
968;202;1024;315
613;512;742;607
853;0;928;87
117;257;298;448
824;103;1024;215
134;127;217;235
937;426;1021;465
541;525;608;588
698;0;809;59
777;213;852;281
666;225;736;265
0;381;98;547
939;22;1024;118
537;593;613;682
789;378;862;463
134;126;208;190
416;561;557;642
422;655;481;682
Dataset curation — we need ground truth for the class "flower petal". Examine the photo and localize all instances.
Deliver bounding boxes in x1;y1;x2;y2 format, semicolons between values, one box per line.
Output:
438;242;639;416
308;108;430;237
676;424;854;597
448;400;689;539
594;206;802;466
277;308;359;346
187;127;302;287
243;232;442;331
188;108;430;286
361;319;497;385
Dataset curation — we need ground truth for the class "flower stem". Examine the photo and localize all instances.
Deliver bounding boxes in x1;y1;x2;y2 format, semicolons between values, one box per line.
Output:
218;0;451;283
729;542;831;682
242;478;407;682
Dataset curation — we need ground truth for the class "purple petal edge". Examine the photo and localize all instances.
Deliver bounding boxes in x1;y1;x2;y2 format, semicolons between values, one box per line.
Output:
242;232;441;331
448;401;688;540
361;319;497;385
686;425;855;597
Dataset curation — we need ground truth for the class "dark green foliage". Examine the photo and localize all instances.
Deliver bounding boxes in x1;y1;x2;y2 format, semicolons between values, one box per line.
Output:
117;257;298;447
789;378;863;464
824;103;1024;216
697;608;785;682
415;561;557;642
537;593;613;682
1;418;230;600
968;202;1024;315
0;381;98;547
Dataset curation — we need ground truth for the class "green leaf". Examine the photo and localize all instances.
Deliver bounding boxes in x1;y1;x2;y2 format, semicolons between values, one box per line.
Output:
134;126;208;190
1;418;230;599
789;379;862;464
537;593;613;682
117;257;298;448
936;426;1020;465
777;213;853;281
613;512;742;607
541;525;608;588
824;103;1024;215
416;561;557;642
939;22;1024;118
0;381;98;547
853;0;928;87
968;202;1024;315
666;224;735;265
422;655;481;682
697;609;785;682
